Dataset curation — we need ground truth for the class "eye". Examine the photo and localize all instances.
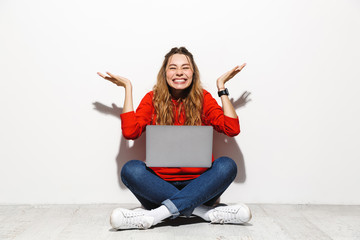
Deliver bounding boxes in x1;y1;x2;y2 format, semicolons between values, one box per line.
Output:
183;67;190;70
169;67;176;70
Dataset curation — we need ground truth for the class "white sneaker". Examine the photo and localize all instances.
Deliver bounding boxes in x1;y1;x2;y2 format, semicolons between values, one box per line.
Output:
208;203;252;224
110;208;154;230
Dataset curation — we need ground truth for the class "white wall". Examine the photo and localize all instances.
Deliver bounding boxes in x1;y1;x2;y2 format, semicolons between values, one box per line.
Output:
1;0;359;204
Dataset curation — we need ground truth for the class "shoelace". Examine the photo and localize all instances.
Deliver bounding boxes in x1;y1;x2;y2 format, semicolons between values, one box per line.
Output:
122;211;148;228
213;208;239;223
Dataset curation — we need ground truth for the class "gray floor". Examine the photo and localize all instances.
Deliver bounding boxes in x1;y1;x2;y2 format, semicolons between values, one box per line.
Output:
0;204;359;240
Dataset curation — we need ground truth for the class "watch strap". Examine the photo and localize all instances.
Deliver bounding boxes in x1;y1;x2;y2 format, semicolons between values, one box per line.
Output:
218;88;229;97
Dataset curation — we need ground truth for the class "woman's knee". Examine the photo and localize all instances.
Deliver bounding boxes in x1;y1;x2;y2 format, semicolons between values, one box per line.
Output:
213;156;237;179
121;160;146;183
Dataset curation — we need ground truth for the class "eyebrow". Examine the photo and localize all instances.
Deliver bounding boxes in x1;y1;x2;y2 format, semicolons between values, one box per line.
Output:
168;63;190;67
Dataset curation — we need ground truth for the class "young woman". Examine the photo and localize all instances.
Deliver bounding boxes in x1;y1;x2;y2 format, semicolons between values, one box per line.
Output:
97;47;251;230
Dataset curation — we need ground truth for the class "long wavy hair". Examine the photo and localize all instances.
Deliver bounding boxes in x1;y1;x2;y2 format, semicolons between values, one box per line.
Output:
153;47;203;125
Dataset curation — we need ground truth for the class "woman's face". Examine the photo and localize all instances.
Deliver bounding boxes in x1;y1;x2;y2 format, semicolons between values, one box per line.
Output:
166;54;193;93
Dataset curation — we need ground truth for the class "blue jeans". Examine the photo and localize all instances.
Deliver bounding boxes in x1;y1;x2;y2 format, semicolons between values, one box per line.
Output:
121;156;237;218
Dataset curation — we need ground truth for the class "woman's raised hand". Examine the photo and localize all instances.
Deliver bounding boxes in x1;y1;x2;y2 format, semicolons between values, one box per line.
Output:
217;63;246;90
97;72;132;88
97;71;134;113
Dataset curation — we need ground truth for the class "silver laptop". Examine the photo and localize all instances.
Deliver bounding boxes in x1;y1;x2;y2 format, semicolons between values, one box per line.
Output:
146;125;213;168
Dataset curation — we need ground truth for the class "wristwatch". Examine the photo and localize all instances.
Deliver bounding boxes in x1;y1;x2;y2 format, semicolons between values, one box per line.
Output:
218;88;229;97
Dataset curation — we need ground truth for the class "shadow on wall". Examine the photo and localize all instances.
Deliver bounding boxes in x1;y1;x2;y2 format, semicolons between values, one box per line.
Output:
213;130;246;183
93;91;251;189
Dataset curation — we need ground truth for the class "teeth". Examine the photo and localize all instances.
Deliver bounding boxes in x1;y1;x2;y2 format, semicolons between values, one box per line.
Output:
174;79;186;83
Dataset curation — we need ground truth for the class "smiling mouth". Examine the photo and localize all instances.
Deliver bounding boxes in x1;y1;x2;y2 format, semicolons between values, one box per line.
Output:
173;78;187;84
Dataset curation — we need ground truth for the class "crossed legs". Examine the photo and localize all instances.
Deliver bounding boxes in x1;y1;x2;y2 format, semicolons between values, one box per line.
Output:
121;157;236;217
111;157;251;229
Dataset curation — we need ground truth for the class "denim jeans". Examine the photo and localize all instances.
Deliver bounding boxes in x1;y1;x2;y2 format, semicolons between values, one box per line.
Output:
121;156;237;218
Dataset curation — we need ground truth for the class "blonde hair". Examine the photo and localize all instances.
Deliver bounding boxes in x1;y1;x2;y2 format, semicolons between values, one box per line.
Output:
153;47;203;125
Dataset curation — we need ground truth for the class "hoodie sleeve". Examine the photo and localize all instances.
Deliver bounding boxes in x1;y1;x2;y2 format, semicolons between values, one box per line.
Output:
202;90;240;137
120;92;154;139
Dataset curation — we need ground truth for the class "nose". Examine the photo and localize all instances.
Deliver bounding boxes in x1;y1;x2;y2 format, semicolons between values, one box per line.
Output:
176;69;183;76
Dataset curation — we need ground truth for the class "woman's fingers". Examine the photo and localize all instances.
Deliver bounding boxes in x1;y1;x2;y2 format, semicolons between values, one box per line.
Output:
98;72;120;86
232;65;240;72
229;63;246;78
234;63;246;73
106;72;117;79
219;63;247;85
98;72;117;80
98;72;114;81
238;63;246;71
105;72;127;83
97;72;106;78
232;63;246;73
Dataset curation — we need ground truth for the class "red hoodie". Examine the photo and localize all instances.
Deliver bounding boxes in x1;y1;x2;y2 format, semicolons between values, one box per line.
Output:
120;89;240;181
